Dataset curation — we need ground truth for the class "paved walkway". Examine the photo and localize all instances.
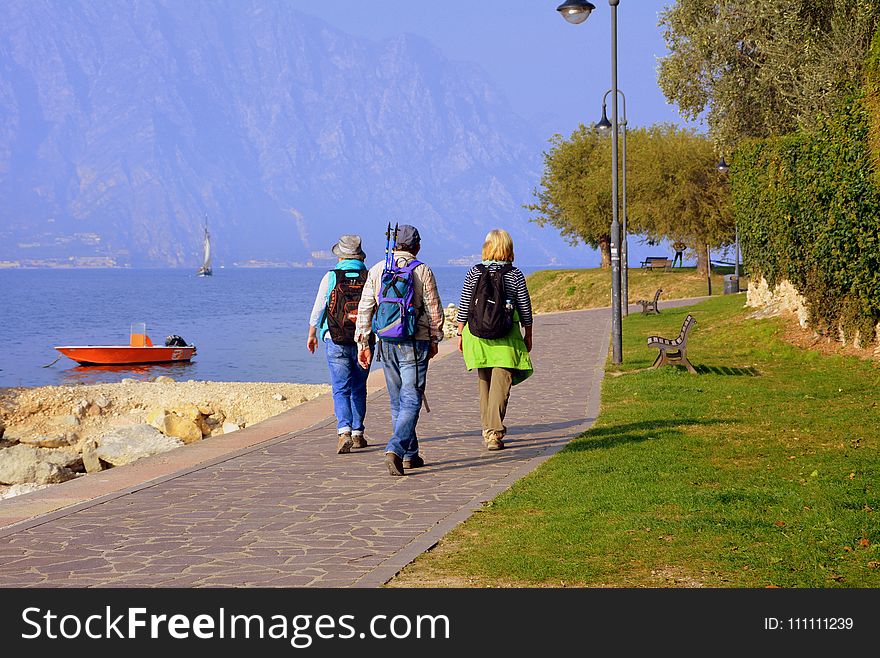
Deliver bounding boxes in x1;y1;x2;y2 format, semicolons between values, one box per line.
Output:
0;306;616;588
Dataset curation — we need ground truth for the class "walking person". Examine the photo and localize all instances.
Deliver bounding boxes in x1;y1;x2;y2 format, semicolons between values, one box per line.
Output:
307;234;371;454
456;229;533;451
355;224;444;476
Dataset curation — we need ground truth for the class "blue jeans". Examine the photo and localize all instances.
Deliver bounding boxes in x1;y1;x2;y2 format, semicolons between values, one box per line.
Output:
325;339;370;434
379;340;429;460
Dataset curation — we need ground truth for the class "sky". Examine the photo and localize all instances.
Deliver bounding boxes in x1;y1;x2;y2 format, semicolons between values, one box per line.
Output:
287;1;707;267
288;0;695;138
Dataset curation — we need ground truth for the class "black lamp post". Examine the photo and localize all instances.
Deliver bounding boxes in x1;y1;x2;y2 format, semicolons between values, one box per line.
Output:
717;156;738;279
557;0;623;365
597;90;628;318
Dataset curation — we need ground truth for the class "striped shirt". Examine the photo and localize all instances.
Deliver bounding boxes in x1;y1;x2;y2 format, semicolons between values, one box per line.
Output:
355;251;445;346
456;263;533;326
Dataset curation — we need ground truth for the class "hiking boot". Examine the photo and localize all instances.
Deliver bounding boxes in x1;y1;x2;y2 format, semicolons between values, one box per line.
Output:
351;434;368;449
486;437;505;451
336;432;353;454
385;452;405;476
403;455;425;469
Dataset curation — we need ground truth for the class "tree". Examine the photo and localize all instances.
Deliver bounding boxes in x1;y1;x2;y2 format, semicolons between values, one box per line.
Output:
627;125;733;275
657;0;880;149
527;123;733;275
526;125;616;268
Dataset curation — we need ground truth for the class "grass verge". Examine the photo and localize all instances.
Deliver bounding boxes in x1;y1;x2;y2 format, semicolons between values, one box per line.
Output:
388;294;880;588
526;266;746;313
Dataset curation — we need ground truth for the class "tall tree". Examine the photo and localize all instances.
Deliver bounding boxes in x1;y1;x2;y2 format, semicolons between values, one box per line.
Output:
528;123;732;274
526;126;616;268
658;0;879;149
627;124;733;275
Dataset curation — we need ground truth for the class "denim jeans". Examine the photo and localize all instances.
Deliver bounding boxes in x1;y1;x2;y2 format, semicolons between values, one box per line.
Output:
325;339;370;434
378;340;429;460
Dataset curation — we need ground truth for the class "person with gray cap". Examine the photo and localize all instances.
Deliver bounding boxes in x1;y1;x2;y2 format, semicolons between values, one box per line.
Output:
308;234;372;455
355;224;445;476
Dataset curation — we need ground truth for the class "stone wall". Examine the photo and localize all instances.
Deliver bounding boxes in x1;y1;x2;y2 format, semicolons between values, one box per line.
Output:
747;277;880;351
745;278;810;327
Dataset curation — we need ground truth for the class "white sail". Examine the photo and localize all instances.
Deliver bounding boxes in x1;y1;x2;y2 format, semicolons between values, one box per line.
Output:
197;215;213;276
202;227;211;270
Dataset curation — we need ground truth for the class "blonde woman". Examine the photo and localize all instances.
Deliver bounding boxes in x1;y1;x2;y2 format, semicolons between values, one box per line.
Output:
456;229;533;451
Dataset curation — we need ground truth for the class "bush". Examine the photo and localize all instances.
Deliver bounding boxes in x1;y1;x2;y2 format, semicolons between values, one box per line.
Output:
732;93;880;342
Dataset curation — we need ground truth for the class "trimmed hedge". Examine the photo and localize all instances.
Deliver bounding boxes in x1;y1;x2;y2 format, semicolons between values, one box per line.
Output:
731;93;880;342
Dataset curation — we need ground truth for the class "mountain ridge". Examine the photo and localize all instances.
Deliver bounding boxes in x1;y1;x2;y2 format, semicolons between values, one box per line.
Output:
0;0;589;268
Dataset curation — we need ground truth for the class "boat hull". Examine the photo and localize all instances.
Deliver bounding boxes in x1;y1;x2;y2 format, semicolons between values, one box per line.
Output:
54;346;196;366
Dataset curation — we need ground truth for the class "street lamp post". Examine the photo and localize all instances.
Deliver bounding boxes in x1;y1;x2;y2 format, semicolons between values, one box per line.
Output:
557;0;623;365
597;90;628;317
717;156;739;284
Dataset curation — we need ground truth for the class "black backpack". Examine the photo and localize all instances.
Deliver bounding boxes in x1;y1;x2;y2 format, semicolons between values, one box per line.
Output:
327;269;367;344
467;263;514;339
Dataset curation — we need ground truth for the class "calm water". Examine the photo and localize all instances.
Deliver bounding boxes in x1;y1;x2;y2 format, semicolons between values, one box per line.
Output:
0;266;535;388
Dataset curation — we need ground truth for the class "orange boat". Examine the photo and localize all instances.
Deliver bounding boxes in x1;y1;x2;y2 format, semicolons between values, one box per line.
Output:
54;323;196;366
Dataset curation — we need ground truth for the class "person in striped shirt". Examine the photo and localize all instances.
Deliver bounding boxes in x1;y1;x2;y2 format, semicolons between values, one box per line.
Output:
456;229;534;451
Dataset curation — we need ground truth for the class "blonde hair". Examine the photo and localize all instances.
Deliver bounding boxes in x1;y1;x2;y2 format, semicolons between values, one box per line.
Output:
481;229;514;262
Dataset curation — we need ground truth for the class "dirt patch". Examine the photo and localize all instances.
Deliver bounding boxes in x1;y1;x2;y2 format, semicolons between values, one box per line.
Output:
776;311;880;363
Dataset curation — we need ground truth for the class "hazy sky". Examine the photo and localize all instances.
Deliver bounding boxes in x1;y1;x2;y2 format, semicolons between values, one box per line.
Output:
288;0;693;138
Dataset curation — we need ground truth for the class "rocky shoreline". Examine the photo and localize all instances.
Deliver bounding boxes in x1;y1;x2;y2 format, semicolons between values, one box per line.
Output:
0;304;461;500
0;378;330;499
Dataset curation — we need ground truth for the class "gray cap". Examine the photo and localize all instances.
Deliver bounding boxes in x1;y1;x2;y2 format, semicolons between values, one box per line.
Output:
331;234;366;259
395;224;421;251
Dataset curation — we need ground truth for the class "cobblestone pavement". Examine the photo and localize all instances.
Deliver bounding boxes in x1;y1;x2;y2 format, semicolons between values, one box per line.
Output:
0;308;612;588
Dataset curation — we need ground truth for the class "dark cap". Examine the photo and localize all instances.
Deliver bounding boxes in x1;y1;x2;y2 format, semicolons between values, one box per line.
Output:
395;224;420;251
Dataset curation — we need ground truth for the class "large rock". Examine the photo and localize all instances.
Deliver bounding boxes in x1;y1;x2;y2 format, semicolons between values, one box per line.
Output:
95;424;184;466
0;482;52;500
35;446;82;470
19;435;69;449
0;418;5;439
81;439;103;473
0;444;80;485
162;414;203;444
145;407;168;430
171;404;211;437
0;482;49;500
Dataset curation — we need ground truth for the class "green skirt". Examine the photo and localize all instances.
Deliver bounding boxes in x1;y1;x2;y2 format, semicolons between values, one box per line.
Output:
461;322;533;386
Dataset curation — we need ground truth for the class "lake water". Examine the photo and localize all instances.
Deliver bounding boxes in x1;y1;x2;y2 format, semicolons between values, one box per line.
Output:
0;266;537;388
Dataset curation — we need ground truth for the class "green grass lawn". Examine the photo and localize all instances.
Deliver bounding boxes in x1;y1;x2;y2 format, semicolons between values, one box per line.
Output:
389;294;880;588
527;266;746;313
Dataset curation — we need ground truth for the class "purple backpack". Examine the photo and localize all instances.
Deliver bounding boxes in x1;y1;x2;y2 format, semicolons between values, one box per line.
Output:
372;258;422;341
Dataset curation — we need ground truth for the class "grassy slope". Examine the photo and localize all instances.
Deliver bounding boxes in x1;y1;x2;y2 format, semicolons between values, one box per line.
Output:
527;266;745;313
389;295;880;588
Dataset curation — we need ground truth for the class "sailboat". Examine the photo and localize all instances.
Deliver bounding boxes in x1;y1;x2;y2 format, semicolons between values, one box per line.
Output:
196;214;212;277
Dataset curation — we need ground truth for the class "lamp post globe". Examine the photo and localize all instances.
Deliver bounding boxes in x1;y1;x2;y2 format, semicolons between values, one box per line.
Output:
556;1;596;24
596;105;612;132
717;156;729;173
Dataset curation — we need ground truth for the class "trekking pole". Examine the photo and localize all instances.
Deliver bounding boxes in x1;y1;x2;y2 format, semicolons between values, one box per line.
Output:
384;222;392;272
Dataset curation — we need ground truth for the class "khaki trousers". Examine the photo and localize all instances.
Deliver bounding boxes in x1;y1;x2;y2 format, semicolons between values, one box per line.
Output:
477;367;513;441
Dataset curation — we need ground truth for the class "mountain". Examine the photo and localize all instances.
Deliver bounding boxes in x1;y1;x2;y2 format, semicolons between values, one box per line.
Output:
0;0;588;268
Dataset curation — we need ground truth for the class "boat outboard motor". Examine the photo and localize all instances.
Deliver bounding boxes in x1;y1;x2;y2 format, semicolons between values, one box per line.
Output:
165;335;189;347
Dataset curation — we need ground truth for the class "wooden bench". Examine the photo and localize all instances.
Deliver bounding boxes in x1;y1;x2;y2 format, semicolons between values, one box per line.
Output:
647;314;697;374
636;288;662;315
640;256;672;270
